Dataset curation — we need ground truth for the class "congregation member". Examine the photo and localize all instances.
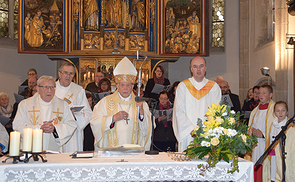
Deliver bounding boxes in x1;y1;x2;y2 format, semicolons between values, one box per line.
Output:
153;91;176;152
13;76;77;152
168;81;180;104
0;92;13;118
85;72;104;93
0;123;9;155
98;77;111;93
173;56;221;152
144;65;170;100
219;80;241;113
214;75;224;85
21;68;38;86
55;62;92;152
242;85;260;124
248;84;275;182
90;57;152;151
20;77;37;97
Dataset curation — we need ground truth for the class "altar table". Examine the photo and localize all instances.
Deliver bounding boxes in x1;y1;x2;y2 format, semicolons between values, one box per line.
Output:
0;152;254;182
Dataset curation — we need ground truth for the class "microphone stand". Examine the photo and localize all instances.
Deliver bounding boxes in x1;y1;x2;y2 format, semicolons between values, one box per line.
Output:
254;115;295;182
135;50;158;155
145;101;159;155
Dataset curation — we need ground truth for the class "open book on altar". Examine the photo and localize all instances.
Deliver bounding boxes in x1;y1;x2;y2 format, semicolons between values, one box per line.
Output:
92;92;110;103
70;105;85;112
151;84;171;94
153;108;173;122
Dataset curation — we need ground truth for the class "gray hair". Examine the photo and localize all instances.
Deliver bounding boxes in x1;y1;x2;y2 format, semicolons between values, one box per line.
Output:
37;75;56;86
58;62;76;73
0;92;8;99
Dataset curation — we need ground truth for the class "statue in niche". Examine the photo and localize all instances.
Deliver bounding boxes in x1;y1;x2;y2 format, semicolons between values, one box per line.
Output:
131;0;145;31
106;0;122;26
84;0;99;30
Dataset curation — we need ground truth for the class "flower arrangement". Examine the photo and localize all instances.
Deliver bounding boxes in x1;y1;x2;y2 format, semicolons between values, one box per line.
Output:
185;103;257;173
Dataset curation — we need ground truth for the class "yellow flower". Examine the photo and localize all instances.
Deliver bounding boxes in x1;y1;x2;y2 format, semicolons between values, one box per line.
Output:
223;128;228;135
211;137;219;146
194;125;200;131
229;117;235;125
241;134;247;143
207;115;213;121
215;117;224;125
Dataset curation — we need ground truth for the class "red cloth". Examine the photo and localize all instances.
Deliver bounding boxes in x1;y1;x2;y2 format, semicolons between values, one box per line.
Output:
259;103;269;110
153;75;164;85
268;148;275;156
254;164;263;182
158;102;171;128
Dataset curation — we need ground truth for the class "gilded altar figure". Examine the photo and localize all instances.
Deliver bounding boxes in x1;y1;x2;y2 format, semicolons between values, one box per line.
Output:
131;0;145;31
106;0;122;26
84;0;99;30
25;12;33;45
31;10;45;47
187;11;201;38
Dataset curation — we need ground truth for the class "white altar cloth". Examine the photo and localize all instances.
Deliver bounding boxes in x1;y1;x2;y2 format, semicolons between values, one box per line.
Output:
0;153;253;182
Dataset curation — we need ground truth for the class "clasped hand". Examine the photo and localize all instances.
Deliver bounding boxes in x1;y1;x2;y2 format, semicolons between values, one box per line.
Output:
251;128;264;138
41;120;54;133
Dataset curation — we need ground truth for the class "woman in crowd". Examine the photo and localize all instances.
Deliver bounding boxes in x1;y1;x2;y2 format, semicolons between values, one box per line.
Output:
98;78;111;93
27;84;37;97
153;91;176;152
242;86;260;125
144;65;170;100
0;92;13;118
168;81;180;104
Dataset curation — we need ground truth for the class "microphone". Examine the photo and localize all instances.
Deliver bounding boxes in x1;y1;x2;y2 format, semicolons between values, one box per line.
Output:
135;97;156;102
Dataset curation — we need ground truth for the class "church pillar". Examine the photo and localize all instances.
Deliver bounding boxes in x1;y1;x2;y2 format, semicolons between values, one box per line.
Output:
274;1;288;103
239;0;250;102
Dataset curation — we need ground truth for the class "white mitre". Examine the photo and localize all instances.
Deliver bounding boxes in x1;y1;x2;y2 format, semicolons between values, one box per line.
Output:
114;57;137;83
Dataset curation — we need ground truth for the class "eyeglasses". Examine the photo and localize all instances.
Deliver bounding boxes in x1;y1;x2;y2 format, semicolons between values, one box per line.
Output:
38;86;56;90
28;73;36;76
60;71;75;76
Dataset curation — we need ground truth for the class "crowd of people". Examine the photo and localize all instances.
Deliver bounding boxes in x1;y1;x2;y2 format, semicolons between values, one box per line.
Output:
0;56;293;181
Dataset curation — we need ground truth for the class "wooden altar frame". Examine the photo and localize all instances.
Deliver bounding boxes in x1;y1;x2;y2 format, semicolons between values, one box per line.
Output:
18;0;69;53
159;0;209;56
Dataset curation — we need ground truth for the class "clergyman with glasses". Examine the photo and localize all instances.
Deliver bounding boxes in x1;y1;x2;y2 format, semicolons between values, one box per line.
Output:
13;75;77;152
55;62;92;152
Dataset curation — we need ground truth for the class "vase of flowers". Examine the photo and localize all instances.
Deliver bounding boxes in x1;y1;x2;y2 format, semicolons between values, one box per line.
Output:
185;103;257;173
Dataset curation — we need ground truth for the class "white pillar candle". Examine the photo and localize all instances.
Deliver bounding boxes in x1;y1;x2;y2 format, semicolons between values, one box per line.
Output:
84;73;86;80
32;129;43;153
9;131;20;156
88;71;90;79
92;73;94;80
22;128;33;152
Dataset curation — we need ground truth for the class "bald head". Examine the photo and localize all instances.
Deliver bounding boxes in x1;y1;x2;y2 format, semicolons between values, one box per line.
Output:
219;80;230;95
214;76;224;85
95;72;104;84
28;77;37;89
190;56;207;82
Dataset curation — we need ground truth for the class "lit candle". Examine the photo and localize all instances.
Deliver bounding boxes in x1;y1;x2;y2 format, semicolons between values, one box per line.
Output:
9;131;20;156
84;73;86;80
32;129;43;153
92;73;94;80
22;128;33;152
88;71;90;79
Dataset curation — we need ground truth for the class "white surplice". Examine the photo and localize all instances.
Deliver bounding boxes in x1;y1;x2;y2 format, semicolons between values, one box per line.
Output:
0;123;9;153
55;80;92;152
12;94;77;152
90;91;152;151
172;77;221;152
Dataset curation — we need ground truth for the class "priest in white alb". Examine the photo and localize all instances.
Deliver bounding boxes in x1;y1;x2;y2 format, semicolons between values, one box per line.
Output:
173;56;221;152
55;62;92;152
90;57;152;151
13;75;77;152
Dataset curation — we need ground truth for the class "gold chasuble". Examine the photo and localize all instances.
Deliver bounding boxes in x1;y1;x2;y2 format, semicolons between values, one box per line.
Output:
91;91;152;150
183;79;215;100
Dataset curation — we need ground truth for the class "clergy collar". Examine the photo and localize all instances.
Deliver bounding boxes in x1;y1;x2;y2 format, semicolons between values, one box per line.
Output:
118;92;131;101
38;94;53;105
191;77;207;84
58;79;71;88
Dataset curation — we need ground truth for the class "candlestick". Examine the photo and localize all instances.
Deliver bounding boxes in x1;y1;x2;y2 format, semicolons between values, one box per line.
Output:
22;128;33;152
9;131;20;156
32;129;43;153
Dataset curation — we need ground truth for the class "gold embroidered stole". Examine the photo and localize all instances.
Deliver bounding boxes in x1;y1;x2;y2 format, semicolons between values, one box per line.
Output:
183;79;215;100
248;100;274;160
62;83;82;105
105;91;139;147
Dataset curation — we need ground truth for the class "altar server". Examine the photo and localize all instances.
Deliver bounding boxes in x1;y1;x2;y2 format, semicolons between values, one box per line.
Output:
55;62;92;152
13;76;77;152
90;57;152;151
